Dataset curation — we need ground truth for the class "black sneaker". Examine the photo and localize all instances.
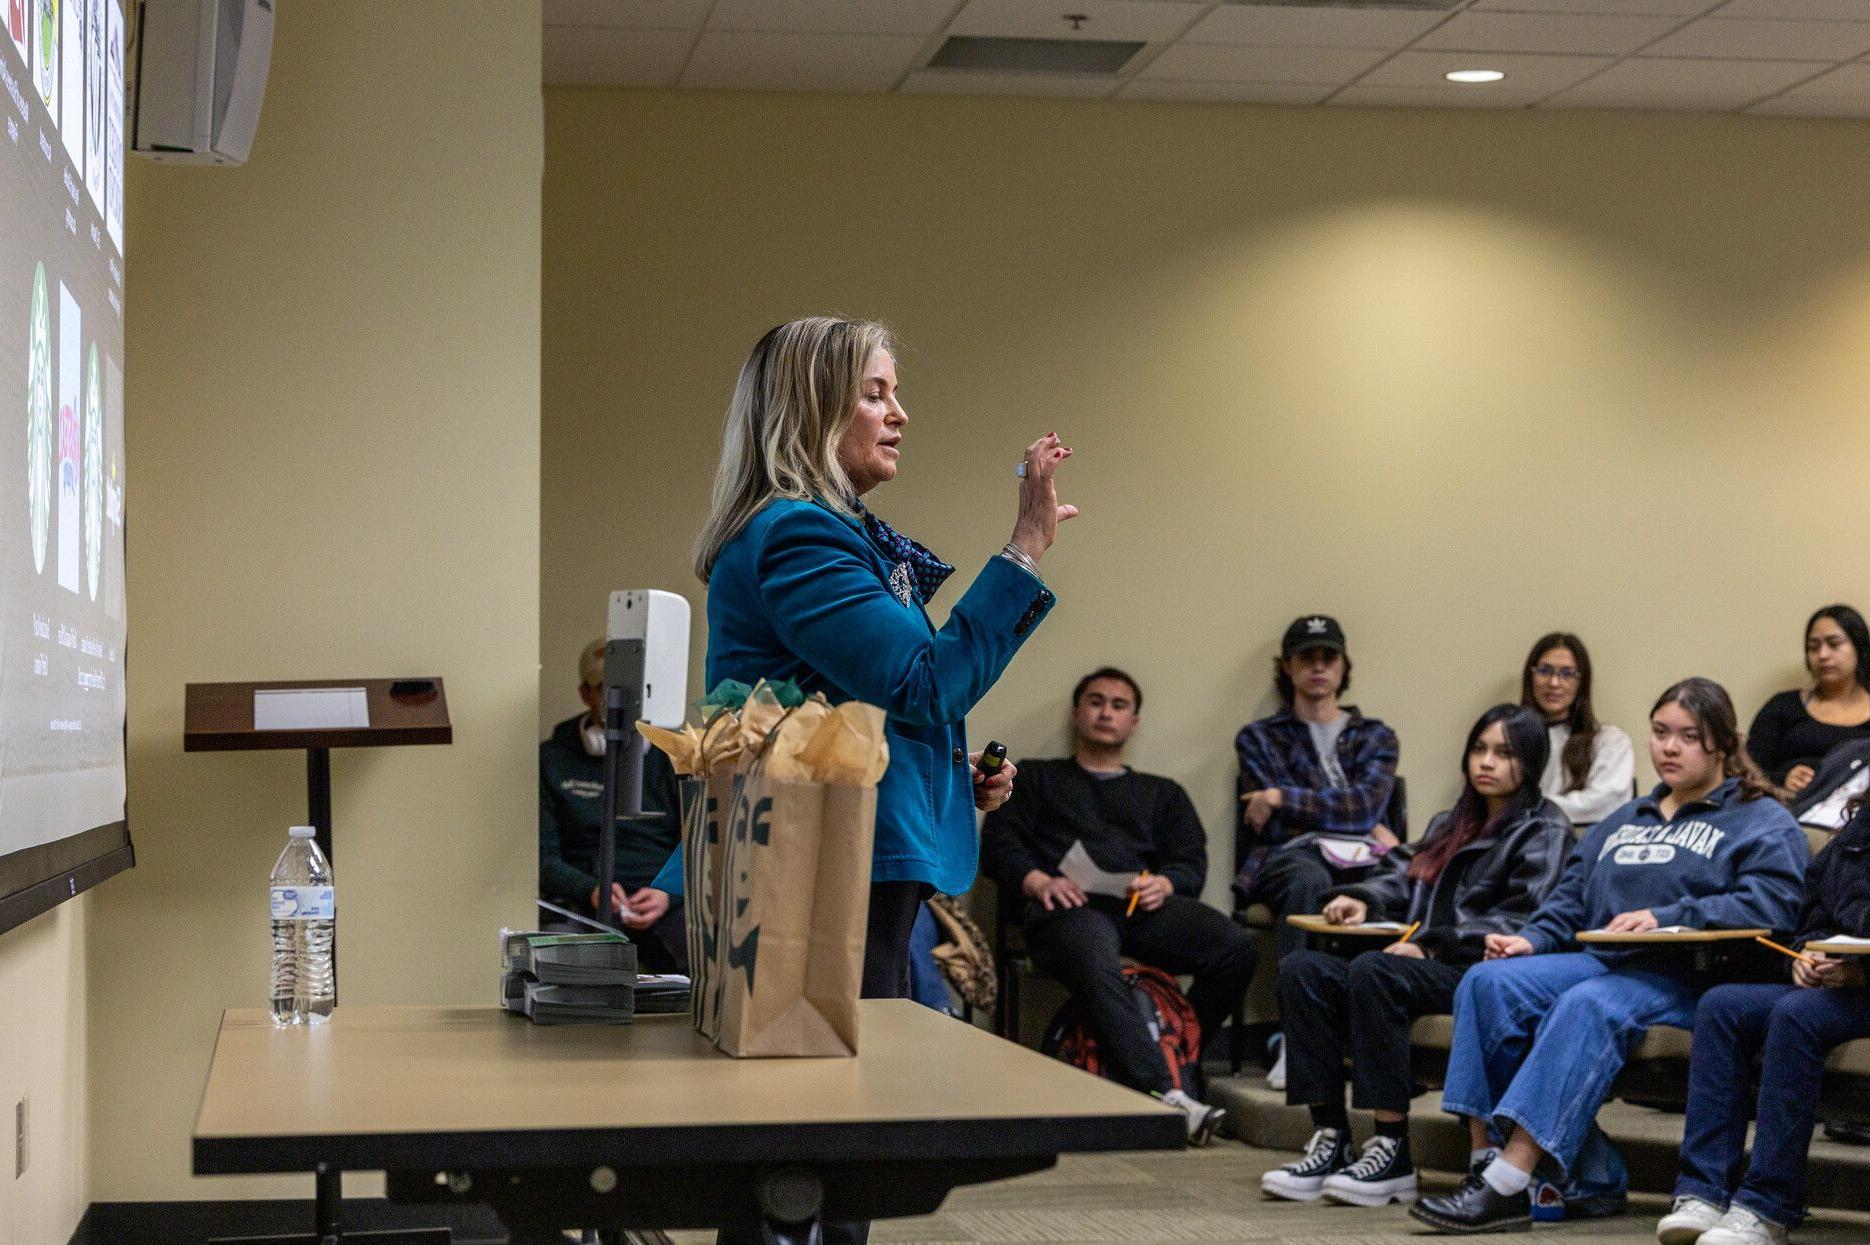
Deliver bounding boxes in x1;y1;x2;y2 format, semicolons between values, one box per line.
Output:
1321;1134;1417;1206
1260;1127;1350;1202
1408;1171;1531;1234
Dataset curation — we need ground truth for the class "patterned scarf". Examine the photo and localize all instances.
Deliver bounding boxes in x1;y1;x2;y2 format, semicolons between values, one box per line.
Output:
857;503;955;606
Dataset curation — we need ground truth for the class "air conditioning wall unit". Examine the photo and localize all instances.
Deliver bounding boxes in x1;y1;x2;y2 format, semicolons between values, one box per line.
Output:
131;0;274;165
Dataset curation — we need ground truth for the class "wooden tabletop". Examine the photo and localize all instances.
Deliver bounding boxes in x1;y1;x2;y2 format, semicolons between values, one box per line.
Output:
194;1001;1183;1175
1286;914;1409;938
1575;928;1768;945
184;678;452;752
1805;939;1870;957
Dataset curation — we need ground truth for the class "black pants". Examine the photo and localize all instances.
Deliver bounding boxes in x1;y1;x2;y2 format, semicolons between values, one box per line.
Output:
1247;846;1367;960
1277;947;1465;1114
714;881;926;1245
1023;895;1257;1094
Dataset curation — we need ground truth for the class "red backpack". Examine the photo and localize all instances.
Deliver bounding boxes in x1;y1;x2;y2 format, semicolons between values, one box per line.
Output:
1040;964;1205;1098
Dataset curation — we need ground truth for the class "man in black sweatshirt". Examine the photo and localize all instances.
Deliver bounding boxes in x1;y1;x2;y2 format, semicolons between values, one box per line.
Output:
982;667;1256;1144
539;639;686;973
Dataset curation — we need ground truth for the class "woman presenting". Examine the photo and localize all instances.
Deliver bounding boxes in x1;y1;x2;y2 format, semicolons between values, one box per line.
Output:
692;315;1075;1000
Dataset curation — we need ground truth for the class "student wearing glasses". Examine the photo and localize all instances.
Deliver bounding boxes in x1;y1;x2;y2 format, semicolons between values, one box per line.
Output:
1411;679;1807;1234
1522;633;1634;832
1746;605;1870;796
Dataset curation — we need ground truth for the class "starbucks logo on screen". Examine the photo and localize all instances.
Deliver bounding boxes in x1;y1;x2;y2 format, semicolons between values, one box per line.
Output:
27;263;52;574
84;343;102;599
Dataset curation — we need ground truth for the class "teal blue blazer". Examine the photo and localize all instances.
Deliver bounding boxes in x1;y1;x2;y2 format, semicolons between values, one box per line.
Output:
655;497;1054;896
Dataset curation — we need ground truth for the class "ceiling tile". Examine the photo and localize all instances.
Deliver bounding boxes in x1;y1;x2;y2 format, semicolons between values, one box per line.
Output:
543;0;710;29
1140;43;1388;85
1716;1;1870;19
1747;95;1870;118
544;26;694;85
1541;90;1749;110
1418;11;1684;56
1330;84;1541;109
1644;18;1870;60
1548;56;1822;106
1785;62;1870;97
1116;80;1337;104
1362;51;1613;94
708;0;958;36
1470;0;1711;13
1179;4;1446;49
680;32;925;91
948;0;1204;43
900;70;1121;97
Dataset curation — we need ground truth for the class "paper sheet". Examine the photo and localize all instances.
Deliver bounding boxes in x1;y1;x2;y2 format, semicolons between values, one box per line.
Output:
1587;925;1691;935
1348;921;1409;932
254;687;369;730
1058;841;1139;898
1810;935;1870;948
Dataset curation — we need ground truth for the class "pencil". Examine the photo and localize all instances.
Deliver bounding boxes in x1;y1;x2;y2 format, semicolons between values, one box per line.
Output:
1127;872;1150;918
1397;921;1422;944
1754;935;1816;965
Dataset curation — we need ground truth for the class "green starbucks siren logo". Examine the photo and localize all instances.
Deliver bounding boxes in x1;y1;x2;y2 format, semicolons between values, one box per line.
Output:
84;344;102;599
27;263;52;574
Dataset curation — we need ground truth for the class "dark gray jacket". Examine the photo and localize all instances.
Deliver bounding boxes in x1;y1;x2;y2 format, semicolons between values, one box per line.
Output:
1325;797;1572;967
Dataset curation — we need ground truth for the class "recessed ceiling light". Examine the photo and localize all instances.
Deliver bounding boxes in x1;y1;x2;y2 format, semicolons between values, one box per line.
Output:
1445;69;1506;84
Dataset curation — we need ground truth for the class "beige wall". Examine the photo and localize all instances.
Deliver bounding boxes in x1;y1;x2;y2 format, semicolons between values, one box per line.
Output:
0;900;87;1244
87;2;542;1202
543;89;1870;906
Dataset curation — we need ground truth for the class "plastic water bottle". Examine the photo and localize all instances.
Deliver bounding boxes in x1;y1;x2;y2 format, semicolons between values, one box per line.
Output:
269;826;335;1025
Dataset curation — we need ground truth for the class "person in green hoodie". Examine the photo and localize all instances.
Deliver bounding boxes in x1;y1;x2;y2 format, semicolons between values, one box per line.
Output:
538;638;685;973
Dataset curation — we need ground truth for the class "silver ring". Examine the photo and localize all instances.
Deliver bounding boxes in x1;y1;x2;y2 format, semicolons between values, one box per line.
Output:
1015;462;1027;478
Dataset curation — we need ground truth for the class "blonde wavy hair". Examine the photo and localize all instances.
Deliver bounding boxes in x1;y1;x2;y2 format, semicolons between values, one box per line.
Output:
693;317;896;582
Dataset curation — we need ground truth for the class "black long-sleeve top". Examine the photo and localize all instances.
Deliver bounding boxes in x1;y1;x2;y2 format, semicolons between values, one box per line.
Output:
981;758;1208;899
1748;689;1870;786
1794;808;1870;947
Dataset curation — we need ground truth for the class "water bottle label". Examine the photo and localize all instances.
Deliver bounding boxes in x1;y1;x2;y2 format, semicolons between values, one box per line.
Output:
270;886;334;920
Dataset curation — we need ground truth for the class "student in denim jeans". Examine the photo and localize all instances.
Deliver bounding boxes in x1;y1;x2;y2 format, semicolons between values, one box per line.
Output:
1657;808;1870;1245
1411;678;1807;1235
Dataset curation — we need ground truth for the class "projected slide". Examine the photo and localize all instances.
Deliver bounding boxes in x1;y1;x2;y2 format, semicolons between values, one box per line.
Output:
0;0;125;864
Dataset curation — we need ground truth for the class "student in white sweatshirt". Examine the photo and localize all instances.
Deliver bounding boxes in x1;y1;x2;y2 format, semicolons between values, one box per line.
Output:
1521;632;1635;830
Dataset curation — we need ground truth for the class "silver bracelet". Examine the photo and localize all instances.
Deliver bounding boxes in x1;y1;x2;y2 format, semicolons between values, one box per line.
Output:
999;542;1043;582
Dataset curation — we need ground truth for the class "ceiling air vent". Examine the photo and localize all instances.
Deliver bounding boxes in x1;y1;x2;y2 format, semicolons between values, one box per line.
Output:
927;36;1147;75
1228;0;1462;10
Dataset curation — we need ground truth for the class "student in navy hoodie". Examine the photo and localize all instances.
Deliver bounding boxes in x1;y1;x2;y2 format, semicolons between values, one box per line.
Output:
1411;678;1808;1235
1262;704;1570;1209
1656;806;1870;1245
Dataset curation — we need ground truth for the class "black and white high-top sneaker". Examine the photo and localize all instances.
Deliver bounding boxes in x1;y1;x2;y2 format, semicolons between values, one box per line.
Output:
1260;1127;1350;1202
1322;1134;1417;1206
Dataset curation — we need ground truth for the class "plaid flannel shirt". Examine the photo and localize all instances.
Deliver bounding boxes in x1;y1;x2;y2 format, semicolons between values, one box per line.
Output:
1234;707;1399;851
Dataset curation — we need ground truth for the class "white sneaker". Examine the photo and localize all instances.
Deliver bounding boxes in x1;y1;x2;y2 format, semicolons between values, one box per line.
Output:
1321;1134;1418;1206
1266;1045;1287;1090
1159;1088;1225;1147
1699;1205;1789;1245
1657;1195;1726;1244
1261;1127;1350;1202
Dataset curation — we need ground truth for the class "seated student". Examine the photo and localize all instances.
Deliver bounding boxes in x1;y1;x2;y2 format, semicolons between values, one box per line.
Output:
1411;677;1808;1234
1264;704;1569;1207
982;667;1256;1145
1747;605;1870;795
1233;614;1401;961
1656;799;1870;1245
1522;632;1635;830
539;638;687;973
1788;736;1870;834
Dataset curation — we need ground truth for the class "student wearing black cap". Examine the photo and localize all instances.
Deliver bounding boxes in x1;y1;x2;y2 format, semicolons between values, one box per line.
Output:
1233;615;1401;1087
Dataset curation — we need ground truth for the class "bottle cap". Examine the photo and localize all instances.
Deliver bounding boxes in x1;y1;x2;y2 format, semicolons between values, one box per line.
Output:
289;825;317;838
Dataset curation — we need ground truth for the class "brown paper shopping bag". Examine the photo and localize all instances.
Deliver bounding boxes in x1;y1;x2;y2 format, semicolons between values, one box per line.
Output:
711;768;876;1057
679;766;733;1043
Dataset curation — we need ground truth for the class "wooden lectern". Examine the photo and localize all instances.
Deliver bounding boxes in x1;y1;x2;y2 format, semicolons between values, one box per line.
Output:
183;677;454;978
